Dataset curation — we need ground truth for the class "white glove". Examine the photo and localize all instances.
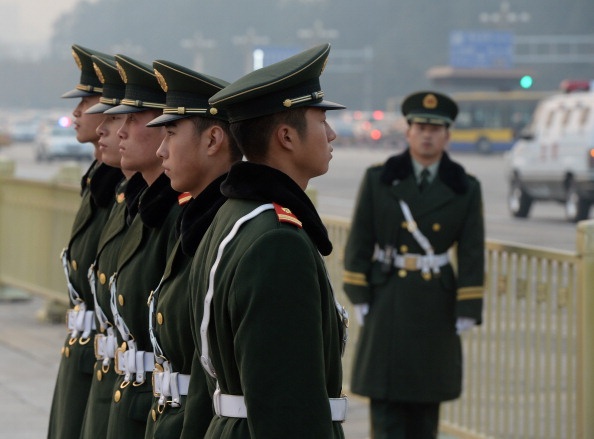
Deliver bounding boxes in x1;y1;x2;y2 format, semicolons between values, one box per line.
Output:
456;317;476;334
353;303;369;326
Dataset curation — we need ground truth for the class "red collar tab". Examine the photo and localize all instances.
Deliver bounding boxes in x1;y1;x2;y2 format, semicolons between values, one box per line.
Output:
273;203;303;228
178;192;192;205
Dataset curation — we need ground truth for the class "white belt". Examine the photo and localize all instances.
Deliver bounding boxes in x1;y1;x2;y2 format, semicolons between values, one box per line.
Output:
152;363;190;408
213;389;348;422
66;307;96;342
94;331;117;367
114;344;154;385
373;248;449;273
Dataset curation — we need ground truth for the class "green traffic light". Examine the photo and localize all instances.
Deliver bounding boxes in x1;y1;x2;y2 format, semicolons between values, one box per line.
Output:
520;75;533;89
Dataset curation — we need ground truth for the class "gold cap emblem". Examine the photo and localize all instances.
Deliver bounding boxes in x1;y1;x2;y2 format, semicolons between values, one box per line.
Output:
72;49;82;70
116;62;128;84
93;63;105;84
154;69;168;92
423;93;438;109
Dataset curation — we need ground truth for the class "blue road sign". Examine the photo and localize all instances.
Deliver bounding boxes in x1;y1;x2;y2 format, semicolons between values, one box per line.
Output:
449;30;514;69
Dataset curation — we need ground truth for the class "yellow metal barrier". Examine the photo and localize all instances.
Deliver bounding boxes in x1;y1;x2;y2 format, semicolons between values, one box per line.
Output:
1;166;592;438
0;169;80;303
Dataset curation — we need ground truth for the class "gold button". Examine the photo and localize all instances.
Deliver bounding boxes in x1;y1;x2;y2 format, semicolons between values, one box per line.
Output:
99;273;107;285
60;346;65;355
398;269;407;278
64;347;70;358
97;370;103;381
432;223;441;232
422;272;432;281
71;260;78;271
120;341;127;351
157;313;163;325
401;221;408;229
114;390;121;402
151;409;157;422
400;245;408;253
118;294;124;306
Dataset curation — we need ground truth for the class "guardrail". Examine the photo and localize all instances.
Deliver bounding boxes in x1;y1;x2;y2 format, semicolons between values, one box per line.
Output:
1;164;592;438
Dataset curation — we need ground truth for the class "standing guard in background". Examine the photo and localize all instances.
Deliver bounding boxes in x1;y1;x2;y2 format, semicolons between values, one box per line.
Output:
47;44;124;439
189;43;349;439
143;59;242;439
343;91;485;439
101;54;182;439
79;53;148;439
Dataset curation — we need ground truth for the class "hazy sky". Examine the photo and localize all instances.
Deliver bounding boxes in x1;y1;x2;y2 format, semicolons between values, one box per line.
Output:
0;0;80;46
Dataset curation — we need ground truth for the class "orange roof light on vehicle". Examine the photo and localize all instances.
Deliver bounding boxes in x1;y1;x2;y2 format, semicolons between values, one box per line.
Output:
559;79;592;93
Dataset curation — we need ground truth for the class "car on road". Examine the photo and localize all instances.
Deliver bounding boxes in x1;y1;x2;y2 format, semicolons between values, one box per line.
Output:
35;116;94;162
505;82;594;222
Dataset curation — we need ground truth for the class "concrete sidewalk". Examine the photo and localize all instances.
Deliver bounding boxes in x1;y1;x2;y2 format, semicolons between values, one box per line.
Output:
0;293;370;439
0;293;455;439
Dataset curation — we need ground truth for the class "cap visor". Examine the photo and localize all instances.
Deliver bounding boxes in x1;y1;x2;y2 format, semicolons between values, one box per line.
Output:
146;113;189;127
61;88;97;99
104;104;146;115
310;99;346;111
85;102;115;114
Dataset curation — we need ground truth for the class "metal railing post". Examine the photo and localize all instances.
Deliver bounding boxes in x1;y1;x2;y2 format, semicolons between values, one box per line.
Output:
576;219;594;439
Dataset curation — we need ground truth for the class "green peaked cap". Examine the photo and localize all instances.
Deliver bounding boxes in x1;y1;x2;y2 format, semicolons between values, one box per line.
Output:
104;54;166;114
147;60;230;126
62;44;113;99
401;91;459;126
85;55;126;114
209;43;345;123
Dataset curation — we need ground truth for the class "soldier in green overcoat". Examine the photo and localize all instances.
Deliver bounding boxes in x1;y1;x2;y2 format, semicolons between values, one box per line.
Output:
79;54;148;439
47;44;124;439
142;59;242;439
343;91;485;439
100;54;182;438
188;43;349;439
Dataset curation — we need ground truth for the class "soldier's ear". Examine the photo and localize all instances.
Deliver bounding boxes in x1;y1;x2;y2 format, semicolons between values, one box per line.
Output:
275;124;297;152
205;125;225;155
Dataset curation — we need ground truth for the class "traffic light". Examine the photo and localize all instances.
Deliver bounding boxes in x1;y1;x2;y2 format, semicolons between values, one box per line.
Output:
520;75;533;89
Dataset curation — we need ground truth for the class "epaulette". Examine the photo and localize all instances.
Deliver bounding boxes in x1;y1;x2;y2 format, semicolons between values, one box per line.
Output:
178;192;192;206
273;203;302;228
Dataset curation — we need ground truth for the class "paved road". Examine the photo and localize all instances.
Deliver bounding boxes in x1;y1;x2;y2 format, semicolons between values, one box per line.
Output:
313;146;578;251
1;142;579;251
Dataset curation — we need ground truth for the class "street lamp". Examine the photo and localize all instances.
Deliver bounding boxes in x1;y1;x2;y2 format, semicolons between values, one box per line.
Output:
297;20;339;46
479;1;530;27
232;27;270;73
180;32;217;72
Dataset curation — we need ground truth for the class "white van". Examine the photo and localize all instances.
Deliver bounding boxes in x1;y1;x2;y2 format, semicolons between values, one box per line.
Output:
505;82;594;222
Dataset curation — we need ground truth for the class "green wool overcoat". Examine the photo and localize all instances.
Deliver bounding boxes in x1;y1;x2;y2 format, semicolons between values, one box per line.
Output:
79;173;146;439
47;162;123;439
105;173;181;439
145;175;227;439
343;149;485;403
189;162;347;439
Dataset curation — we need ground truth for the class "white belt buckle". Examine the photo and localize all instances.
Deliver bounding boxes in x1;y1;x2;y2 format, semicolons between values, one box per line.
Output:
94;334;105;360
329;396;348;422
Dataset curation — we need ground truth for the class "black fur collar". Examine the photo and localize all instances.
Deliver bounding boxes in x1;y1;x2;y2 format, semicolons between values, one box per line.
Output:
89;164;125;208
379;148;469;194
125;172;148;225
179;174;228;257
138;173;180;228
221;162;332;256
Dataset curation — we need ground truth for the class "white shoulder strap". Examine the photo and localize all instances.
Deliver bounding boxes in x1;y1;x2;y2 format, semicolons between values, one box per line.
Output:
200;203;275;378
